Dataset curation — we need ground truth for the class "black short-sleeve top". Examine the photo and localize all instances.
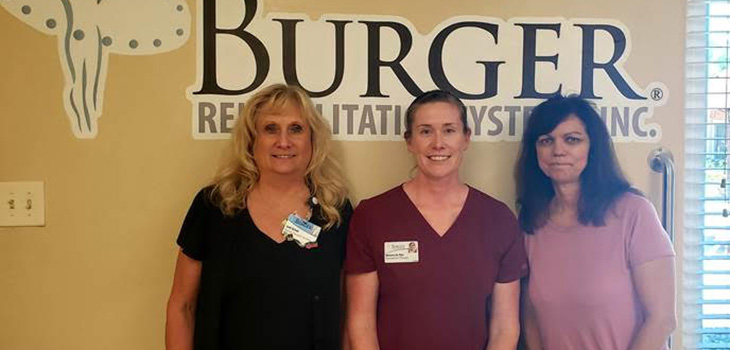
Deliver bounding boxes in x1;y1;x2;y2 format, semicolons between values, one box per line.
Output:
177;187;352;350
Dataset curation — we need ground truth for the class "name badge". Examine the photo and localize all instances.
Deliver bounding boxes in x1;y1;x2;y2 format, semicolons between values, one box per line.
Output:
384;241;419;263
282;213;321;248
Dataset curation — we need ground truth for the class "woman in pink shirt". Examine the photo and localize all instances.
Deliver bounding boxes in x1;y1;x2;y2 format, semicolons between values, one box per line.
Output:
515;95;676;350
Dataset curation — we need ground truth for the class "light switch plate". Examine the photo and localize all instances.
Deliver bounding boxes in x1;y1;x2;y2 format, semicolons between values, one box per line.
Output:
0;181;45;227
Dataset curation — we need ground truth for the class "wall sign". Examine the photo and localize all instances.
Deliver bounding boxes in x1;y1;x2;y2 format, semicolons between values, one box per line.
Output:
2;0;667;142
188;0;668;142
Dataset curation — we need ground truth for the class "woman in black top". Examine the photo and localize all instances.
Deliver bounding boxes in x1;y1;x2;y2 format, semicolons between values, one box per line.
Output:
166;84;351;350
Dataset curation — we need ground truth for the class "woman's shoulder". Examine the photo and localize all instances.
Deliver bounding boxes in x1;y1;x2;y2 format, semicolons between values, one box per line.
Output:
613;191;652;212
191;185;217;205
358;184;405;206
349;185;408;220
466;185;513;213
607;191;659;222
184;185;227;218
196;184;215;196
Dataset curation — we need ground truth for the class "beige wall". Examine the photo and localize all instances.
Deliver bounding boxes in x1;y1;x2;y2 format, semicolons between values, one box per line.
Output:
0;0;684;349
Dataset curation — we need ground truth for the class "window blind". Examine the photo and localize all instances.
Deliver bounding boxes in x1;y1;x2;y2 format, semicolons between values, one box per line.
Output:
686;1;730;348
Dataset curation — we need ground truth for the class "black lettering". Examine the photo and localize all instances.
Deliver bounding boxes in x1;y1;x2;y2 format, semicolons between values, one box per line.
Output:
194;0;269;95
429;21;504;99
575;24;645;100
515;23;562;98
276;19;351;97
359;21;422;97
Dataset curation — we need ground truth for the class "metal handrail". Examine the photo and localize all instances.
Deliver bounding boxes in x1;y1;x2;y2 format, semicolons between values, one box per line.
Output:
648;148;676;244
647;148;676;350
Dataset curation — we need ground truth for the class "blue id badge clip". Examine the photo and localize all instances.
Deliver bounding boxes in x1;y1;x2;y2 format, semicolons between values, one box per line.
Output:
281;213;322;248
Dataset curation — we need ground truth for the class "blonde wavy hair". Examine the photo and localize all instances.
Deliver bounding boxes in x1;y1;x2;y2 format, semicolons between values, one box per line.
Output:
210;84;348;229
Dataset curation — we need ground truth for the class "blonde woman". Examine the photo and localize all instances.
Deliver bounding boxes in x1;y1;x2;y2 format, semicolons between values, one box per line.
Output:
166;84;351;350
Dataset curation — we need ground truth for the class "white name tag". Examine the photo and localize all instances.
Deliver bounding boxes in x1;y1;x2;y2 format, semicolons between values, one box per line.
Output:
282;213;321;247
384;241;419;263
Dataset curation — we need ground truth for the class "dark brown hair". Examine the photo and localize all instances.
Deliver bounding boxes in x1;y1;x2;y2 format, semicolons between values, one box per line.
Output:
515;95;635;234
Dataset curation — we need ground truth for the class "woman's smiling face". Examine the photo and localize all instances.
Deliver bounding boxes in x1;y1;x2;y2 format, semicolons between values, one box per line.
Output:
406;102;470;181
252;104;313;179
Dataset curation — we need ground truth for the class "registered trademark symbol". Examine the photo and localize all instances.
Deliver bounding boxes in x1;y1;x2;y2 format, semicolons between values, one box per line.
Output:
650;88;664;101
